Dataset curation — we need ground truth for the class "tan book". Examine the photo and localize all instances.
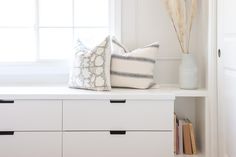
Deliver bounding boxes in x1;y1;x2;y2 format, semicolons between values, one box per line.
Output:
183;122;193;154
189;122;197;154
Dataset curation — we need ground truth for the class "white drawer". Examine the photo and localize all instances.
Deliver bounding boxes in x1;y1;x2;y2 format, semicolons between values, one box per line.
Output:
63;100;174;131
0;132;61;157
0;100;62;131
63;131;173;157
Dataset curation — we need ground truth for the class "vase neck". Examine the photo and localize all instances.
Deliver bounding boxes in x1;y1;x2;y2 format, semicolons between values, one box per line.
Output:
181;54;196;64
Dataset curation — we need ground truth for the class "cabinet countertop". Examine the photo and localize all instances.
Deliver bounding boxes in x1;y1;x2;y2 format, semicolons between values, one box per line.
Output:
0;84;207;100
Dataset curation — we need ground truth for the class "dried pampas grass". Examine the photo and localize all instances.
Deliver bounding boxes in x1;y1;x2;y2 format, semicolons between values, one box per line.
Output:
165;0;197;54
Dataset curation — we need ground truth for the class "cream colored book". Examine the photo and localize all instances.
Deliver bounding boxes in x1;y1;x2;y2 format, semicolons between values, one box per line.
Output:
178;120;185;154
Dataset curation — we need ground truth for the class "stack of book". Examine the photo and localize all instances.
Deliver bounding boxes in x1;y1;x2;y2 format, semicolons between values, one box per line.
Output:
174;113;197;155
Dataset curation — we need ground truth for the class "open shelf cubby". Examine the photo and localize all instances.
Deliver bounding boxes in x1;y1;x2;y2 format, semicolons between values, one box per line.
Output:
174;95;207;157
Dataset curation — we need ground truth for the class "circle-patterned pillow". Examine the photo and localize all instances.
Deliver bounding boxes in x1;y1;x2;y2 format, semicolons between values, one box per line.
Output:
69;36;111;91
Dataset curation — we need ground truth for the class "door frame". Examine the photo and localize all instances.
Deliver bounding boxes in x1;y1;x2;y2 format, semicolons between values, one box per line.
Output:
208;0;218;156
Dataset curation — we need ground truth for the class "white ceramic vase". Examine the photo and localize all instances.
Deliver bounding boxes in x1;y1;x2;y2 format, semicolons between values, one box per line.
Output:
179;53;198;89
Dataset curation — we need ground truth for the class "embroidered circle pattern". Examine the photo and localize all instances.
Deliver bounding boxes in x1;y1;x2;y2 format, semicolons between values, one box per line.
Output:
69;37;111;91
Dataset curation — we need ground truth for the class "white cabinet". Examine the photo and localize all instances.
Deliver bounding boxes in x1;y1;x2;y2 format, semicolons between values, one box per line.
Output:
63;100;174;131
0;87;179;157
0;100;62;157
0;132;61;157
0;100;62;131
63;132;173;157
63;99;174;157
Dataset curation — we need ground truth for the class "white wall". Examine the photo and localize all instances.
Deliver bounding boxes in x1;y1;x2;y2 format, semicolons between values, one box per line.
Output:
121;0;207;86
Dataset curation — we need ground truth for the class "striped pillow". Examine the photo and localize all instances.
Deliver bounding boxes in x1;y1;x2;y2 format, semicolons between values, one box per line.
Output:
111;38;159;89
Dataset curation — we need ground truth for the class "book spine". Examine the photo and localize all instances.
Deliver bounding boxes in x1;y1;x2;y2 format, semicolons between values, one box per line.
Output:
174;113;177;154
178;120;184;154
189;123;197;154
176;124;179;154
183;123;193;155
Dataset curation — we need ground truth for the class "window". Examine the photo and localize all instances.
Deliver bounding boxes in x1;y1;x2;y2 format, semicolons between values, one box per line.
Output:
0;0;120;85
0;0;119;62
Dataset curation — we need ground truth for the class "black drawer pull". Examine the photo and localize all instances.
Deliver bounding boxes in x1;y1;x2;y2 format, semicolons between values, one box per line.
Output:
110;131;126;135
110;100;126;103
0;100;14;104
0;131;15;135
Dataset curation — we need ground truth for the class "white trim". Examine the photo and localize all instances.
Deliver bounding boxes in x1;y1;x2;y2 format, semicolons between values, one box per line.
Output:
0;61;70;86
208;0;218;157
216;0;226;157
35;0;40;61
109;0;122;40
0;85;206;100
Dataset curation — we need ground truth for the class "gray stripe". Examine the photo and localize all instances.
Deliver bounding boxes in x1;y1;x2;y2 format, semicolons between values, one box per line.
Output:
111;71;153;79
112;54;156;64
